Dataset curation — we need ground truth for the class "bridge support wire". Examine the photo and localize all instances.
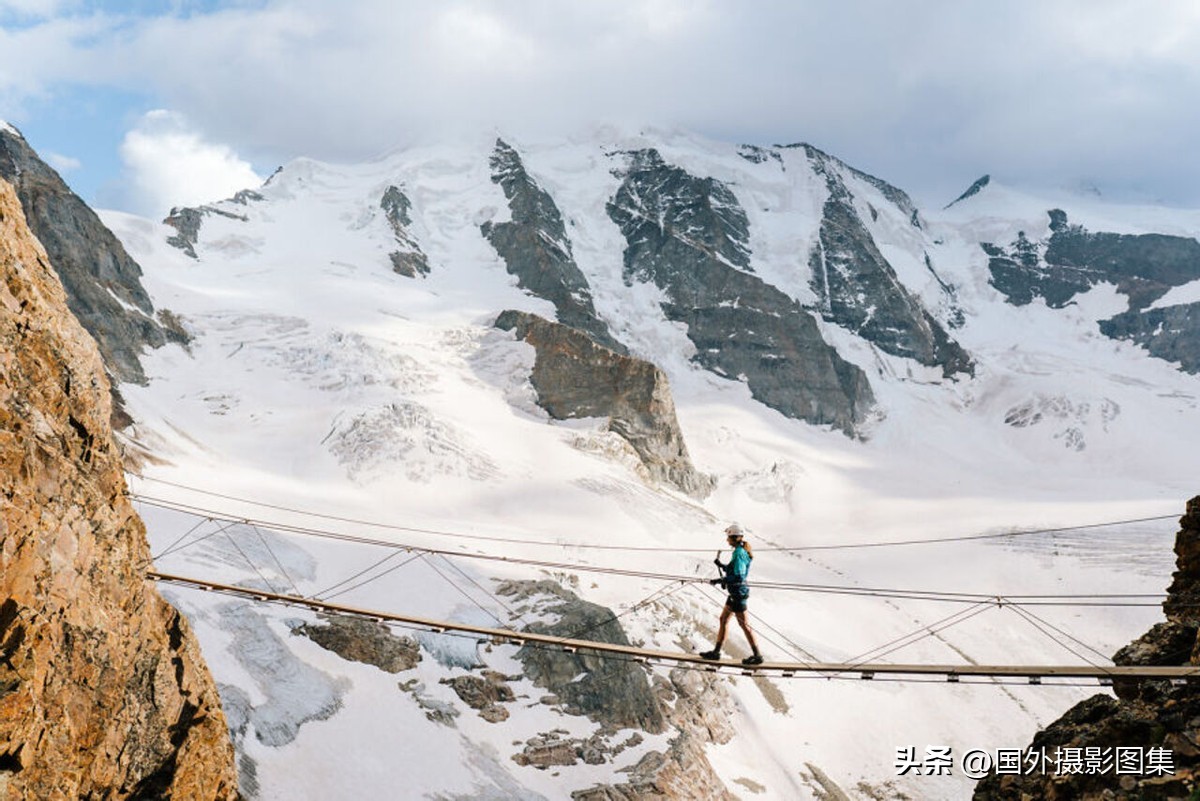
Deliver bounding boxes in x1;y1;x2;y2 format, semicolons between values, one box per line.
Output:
147;570;1200;685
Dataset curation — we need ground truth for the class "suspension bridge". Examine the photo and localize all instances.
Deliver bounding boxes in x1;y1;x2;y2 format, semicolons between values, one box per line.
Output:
132;477;1195;687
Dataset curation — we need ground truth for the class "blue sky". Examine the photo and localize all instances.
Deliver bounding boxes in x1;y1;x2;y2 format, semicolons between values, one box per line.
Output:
3;0;1200;217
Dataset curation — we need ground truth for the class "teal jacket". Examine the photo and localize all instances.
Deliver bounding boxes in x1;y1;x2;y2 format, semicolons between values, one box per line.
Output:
724;545;752;594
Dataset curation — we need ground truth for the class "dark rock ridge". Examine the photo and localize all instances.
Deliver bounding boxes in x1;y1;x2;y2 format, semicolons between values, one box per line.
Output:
1100;302;1200;374
974;496;1200;800
0;123;173;387
481;139;624;352
946;174;991;209
607;147;874;436
785;142;923;227
984;210;1200;374
0;176;238;799
984;210;1200;310
496;309;714;497
380;185;429;277
163;189;261;260
803;145;973;377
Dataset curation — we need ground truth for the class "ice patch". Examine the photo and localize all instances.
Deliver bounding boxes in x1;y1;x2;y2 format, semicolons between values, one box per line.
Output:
220;602;350;747
327;401;499;482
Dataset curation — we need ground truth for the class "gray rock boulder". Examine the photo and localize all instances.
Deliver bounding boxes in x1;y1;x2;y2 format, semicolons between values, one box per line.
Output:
496;309;714;497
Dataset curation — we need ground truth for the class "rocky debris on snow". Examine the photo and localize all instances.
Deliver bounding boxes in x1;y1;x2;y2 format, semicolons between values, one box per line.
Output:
495;309;714;497
380;184;430;277
973;495;1200;799
0;176;238;799
441;671;517;723
512;729;644;769
482;138;624;352
398;679;461;726
572;734;736;801
295;613;422;673
498;580;665;733
498;581;735;797
803;145;973;378
1002;394;1121;451
0;123;177;392
607;147;874;436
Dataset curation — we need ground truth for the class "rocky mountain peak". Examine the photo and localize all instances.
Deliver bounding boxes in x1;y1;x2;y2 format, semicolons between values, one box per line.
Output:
482;138;624;352
607;147;875;435
804;146;974;378
946;174;991;208
0;123;174;390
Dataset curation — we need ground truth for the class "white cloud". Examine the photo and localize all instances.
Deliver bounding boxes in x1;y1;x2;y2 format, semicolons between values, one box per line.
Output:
6;0;1200;208
118;109;262;217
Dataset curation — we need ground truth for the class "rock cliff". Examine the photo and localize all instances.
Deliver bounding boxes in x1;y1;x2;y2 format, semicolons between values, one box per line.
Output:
974;495;1200;800
496;309;714;497
802;145;972;378
482;139;624;352
0;177;238;799
607;148;874;436
983;210;1200;374
0;123;173;389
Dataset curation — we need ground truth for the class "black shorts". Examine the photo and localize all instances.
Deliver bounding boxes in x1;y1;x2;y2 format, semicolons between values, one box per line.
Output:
726;590;749;613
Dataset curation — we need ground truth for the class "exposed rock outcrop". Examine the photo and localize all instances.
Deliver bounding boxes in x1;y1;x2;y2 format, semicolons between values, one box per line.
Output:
482;139;623;352
607;148;874;436
498;580;666;734
945;174;991;209
295;612;421;673
803;145;973;378
974;496;1200;800
0;123;174;388
496;309;714;497
1099;301;1200;375
0;177;238;799
163;191;259;261
498;581;736;799
379;185;430;277
984;211;1200;375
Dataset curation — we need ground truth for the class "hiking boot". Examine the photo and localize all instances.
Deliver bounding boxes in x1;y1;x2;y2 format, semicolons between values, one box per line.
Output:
742;653;764;666
699;648;721;661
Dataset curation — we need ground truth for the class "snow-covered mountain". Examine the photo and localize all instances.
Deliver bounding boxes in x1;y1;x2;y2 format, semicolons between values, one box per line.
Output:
15;121;1200;798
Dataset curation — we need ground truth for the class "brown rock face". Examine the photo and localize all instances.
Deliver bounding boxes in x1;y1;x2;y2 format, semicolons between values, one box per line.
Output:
973;495;1200;800
0;178;238;799
496;309;714;497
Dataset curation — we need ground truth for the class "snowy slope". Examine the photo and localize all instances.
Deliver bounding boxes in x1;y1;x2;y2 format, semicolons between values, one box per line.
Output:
101;128;1199;800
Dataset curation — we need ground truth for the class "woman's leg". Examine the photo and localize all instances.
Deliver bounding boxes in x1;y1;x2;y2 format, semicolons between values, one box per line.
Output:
715;602;733;647
734;610;761;655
